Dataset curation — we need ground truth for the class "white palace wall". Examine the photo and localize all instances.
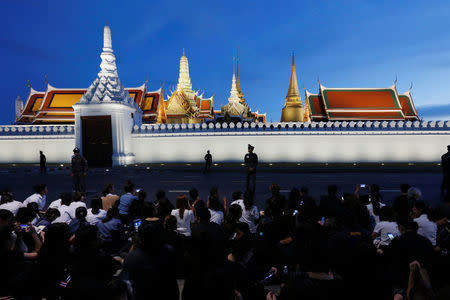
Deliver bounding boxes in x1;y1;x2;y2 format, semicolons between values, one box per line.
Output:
1;121;450;165
0;125;75;164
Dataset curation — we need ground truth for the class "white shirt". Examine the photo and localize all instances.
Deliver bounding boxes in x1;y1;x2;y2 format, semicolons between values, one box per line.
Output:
0;200;23;215
86;208;107;225
48;199;62;209
23;193;46;211
52;204;72;224
373;221;400;247
171;209;194;237
366;202;386;226
231;200;259;233
67;201;87;220
414;214;437;246
209;209;224;225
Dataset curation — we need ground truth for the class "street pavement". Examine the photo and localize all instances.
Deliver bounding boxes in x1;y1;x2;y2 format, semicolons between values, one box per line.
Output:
0;164;444;209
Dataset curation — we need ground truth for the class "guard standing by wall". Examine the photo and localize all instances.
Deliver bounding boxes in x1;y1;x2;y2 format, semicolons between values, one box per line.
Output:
441;145;450;199
71;147;88;193
39;150;46;175
204;150;212;173
244;144;258;193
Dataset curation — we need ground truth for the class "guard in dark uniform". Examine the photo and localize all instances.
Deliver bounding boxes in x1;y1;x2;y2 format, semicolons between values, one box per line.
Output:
244;144;258;193
39;151;46;175
204;150;212;173
441;145;450;199
71;147;88;193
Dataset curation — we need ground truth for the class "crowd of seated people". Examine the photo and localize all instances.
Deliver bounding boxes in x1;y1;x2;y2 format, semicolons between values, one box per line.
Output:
1;180;450;300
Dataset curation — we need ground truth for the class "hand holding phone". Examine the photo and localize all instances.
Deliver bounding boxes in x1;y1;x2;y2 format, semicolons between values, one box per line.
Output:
133;219;142;232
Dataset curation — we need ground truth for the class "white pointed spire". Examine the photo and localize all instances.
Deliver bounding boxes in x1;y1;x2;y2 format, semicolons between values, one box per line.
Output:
228;58;241;103
79;24;136;106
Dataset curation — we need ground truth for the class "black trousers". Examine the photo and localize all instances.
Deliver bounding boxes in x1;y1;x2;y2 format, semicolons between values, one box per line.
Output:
246;171;256;193
441;175;450;199
40;164;46;175
73;173;86;193
204;162;212;173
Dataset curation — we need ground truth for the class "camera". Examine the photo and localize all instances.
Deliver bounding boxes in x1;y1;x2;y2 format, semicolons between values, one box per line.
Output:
133;219;142;232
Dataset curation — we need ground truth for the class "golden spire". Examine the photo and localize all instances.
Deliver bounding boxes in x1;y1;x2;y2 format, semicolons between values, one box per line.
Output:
303;89;311;122
285;49;301;103
236;47;244;102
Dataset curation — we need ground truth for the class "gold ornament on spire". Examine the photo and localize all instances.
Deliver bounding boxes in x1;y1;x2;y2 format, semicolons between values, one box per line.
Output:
236;47;245;102
280;49;304;122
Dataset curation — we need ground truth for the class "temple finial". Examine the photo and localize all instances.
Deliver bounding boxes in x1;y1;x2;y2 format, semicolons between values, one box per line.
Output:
103;23;112;50
285;50;300;101
44;75;48;85
292;48;295;66
27;80;31;88
183;48;185;56
409;81;413;91
394;74;398;85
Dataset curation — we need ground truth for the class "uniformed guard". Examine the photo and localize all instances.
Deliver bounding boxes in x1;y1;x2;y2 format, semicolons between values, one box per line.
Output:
441;145;450;199
244;144;258;193
71;147;88;193
39;150;46;175
204;150;212;173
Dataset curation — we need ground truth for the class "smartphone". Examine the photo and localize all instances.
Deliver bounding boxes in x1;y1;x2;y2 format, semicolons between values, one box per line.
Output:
20;224;29;230
293;210;299;216
133;219;142;232
387;233;394;240
136;189;141;193
360;184;366;188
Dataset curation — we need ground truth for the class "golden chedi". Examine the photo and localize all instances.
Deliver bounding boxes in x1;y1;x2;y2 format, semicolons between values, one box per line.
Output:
280;49;304;122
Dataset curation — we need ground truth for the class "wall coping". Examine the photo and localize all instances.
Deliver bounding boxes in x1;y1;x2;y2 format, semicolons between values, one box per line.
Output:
0;125;75;136
132;120;450;135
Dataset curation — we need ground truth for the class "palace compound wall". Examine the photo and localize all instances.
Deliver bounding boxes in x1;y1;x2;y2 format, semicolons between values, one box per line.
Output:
1;121;450;165
0;121;444;164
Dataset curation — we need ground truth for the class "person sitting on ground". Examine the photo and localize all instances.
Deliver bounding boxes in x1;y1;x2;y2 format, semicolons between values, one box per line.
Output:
128;189;146;221
393;183;411;218
59;191;87;224
141;201;161;227
101;183;120;211
287;188;301;214
231;191;259;233
319;185;343;218
223;203;243;240
155;189;174;219
171;194;194;237
408;186;422;207
97;206;124;253
69;206;89;235
189;187;201;207
412;201;437;246
13;207;43;259
266;184;286;216
118;180;137;221
123;222;179;300
0;192;23;216
372;206;400;249
36;223;72;299
384;217;434;295
35;208;60;229
23;183;48;211
48;193;64;210
208;194;224;225
27;202;41;225
300;186;317;208
52;192;73;224
86;197;107;225
65;225;121;299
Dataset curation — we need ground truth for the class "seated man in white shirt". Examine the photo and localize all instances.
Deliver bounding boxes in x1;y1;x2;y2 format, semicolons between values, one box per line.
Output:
52;193;73;224
372;206;400;248
412;201;437;246
48;193;67;210
0;193;23;216
23;184;48;211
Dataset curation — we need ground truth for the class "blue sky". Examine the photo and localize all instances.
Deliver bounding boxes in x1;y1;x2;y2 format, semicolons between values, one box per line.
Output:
1;0;450;124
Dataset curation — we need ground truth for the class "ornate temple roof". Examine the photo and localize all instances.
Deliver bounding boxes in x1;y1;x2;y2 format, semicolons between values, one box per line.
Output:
15;83;162;124
304;84;419;121
221;59;252;118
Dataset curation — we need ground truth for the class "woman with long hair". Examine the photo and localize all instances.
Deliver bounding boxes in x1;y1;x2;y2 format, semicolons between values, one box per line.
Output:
207;195;224;225
171;195;194;236
231;191;259;233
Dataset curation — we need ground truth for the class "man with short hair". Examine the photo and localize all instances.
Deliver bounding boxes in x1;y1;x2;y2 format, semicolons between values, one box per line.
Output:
244;144;258;193
23;184;48;211
393;184;411;217
412;201;437;246
0;193;23;216
71;147;87;193
118;181;138;220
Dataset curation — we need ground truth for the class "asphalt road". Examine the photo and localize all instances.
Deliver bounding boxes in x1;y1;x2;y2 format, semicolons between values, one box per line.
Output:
0;164;444;209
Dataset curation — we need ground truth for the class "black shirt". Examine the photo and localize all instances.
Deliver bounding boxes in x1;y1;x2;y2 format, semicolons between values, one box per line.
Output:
244;152;258;171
